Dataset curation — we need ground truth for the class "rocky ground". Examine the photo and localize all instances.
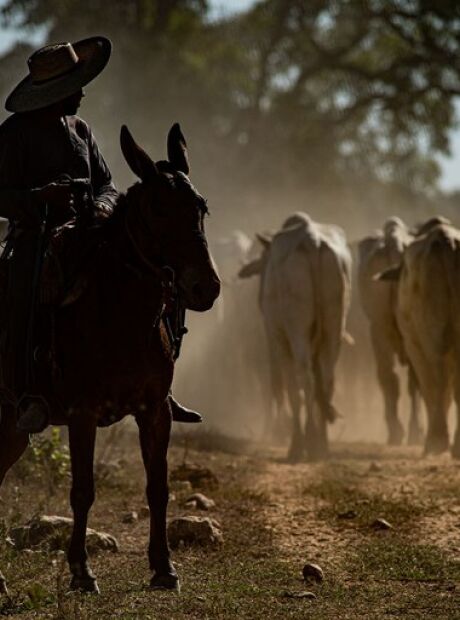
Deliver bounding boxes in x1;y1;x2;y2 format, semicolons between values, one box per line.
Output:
0;431;459;619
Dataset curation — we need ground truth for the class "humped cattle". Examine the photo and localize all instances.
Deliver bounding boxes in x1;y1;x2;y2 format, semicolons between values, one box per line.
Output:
358;217;423;445
379;217;460;457
239;212;352;461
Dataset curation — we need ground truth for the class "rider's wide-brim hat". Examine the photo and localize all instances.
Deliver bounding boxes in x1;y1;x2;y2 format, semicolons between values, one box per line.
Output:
5;36;111;113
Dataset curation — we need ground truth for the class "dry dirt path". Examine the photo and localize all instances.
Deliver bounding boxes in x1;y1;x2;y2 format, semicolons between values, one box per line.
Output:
1;438;459;619
243;443;460;618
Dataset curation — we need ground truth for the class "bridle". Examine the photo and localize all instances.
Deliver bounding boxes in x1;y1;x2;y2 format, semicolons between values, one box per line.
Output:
121;182;208;359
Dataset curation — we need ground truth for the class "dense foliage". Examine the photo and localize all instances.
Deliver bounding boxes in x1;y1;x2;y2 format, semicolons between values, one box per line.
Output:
1;0;460;230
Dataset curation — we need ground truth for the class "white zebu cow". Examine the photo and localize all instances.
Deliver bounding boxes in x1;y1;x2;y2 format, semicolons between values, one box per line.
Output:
240;212;352;461
358;217;423;446
381;219;460;458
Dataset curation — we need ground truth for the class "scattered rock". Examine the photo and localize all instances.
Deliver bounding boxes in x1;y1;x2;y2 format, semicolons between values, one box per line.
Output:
167;516;223;548
302;563;324;583
337;509;357;520
9;516;119;554
170;463;219;489
368;462;382;473
282;590;316;600
371;518;393;531
185;493;216;511
122;511;138;524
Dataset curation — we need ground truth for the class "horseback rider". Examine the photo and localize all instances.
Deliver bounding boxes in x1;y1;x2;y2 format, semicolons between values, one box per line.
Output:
0;36;201;432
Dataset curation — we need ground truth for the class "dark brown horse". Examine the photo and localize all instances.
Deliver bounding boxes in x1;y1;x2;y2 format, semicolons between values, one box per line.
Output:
0;123;220;593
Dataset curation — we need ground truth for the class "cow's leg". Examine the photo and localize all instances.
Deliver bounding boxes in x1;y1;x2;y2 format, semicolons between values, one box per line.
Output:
407;364;424;446
67;413;98;593
311;331;343;459
284;355;303;463
370;327;404;446
405;339;450;456
452;365;460;459
0;407;29;596
293;342;318;462
136;402;178;590
425;370;451;456
265;327;288;442
267;344;285;441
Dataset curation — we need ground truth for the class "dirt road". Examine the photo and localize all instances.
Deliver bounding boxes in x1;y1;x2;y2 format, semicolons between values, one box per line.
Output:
1;436;459;618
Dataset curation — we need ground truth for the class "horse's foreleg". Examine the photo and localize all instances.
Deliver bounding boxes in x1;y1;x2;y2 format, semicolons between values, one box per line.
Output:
67;413;98;593
0;407;29;485
0;407;29;597
136;402;178;591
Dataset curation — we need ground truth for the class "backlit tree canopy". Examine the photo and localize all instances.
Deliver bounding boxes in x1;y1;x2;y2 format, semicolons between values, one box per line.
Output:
1;0;460;227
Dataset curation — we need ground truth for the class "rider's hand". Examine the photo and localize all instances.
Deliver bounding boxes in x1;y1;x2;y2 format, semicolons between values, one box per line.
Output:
30;182;77;225
34;182;75;212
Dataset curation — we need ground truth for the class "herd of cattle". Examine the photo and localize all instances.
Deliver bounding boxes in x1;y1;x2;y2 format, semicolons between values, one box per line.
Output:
212;212;460;462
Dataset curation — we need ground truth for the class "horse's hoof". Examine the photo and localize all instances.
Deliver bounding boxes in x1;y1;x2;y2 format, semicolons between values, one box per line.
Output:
69;575;100;594
150;572;180;592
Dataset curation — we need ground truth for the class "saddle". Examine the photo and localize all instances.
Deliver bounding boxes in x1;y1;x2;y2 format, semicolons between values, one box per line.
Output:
40;221;91;307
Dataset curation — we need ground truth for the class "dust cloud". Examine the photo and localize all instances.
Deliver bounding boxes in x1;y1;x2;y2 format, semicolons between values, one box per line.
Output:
1;9;459;448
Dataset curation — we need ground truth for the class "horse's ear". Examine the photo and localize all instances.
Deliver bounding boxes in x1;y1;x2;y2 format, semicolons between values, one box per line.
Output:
167;123;190;174
120;125;158;181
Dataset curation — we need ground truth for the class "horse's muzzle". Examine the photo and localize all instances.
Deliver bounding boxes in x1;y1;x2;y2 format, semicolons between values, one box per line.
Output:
185;275;221;312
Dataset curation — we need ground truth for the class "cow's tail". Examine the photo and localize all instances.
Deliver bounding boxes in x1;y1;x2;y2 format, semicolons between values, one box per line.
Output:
310;242;345;424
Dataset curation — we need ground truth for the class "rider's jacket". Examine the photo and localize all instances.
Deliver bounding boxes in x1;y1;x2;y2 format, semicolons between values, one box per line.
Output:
0;111;117;227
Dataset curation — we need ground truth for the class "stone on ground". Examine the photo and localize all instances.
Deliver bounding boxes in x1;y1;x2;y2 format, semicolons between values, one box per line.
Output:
282;590;317;599
185;493;216;511
302;563;324;583
122;511;138;524
9;515;119;554
371;517;393;530
167;516;223;548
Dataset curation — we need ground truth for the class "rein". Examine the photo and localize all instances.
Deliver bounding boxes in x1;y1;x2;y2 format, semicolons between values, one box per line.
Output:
122;192;187;359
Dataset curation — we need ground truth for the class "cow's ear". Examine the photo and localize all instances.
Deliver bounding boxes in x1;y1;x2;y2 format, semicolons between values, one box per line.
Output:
120;125;158;181
167;123;189;174
374;264;402;282
238;258;264;279
256;233;272;249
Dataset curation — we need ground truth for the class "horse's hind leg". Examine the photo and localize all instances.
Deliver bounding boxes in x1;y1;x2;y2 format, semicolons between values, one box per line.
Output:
136;401;178;591
67;413;99;593
0;406;29;596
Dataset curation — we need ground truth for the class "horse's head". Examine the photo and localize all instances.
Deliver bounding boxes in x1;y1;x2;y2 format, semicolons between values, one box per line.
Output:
120;123;220;311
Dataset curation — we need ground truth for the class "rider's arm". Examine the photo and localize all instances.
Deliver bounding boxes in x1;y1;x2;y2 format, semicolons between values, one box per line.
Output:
87;128;118;220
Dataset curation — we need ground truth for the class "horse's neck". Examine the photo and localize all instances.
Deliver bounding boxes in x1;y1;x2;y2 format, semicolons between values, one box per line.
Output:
84;202;166;325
